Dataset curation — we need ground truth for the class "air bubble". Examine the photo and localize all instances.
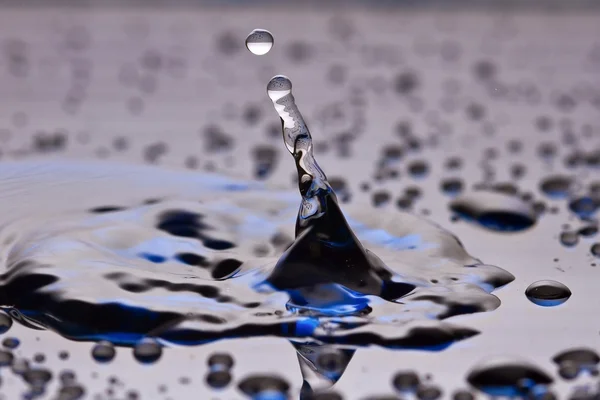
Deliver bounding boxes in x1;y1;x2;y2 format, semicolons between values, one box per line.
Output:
246;29;274;56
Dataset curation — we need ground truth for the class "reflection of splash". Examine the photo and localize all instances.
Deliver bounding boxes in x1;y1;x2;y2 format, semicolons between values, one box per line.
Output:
0;161;513;351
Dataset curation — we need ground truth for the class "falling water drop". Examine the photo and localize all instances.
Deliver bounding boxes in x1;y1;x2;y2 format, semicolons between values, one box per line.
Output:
525;280;571;307
246;29;274;56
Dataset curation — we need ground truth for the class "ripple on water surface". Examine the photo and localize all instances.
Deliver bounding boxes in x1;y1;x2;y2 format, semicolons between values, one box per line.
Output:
0;160;514;350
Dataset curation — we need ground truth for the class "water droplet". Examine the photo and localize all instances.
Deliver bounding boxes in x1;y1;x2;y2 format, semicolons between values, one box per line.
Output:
560;231;579;247
238;375;290;398
0;349;14;366
91;341;116;363
450;191;536;232
0;312;12;334
408;160;429;178
206;370;232;389
441;178;464;196
466;356;553;397
133;338;162;364
393;371;420;392
207;353;234;369
557;361;579;380
525;280;571;307
23;368;52;385
452;390;474;400
592;243;600;257
2;337;19;349
540;175;574;199
553;348;600;371
578;225;598;237
12;357;30;375
246;29;274;56
569;196;598;218
56;385;85;400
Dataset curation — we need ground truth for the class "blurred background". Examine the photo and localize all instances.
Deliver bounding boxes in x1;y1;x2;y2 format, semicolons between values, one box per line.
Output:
0;0;598;194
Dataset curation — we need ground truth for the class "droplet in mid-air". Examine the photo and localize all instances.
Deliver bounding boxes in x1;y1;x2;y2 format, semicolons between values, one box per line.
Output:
525;280;571;307
246;29;274;56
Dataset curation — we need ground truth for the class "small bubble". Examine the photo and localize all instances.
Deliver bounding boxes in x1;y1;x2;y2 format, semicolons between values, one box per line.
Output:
525;280;571;307
245;29;274;56
133;338;162;364
91;341;116;363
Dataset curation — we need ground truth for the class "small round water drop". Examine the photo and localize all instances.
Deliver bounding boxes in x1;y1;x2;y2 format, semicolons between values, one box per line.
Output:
466;356;552;397
2;337;19;349
525;280;571;307
0;349;14;366
0;312;12;334
245;29;274;56
540;175;573;199
559;231;579;247
207;353;234;369
591;243;600;258
239;375;290;399
91;341;115;363
133;338;162;364
393;371;420;392
205;370;232;389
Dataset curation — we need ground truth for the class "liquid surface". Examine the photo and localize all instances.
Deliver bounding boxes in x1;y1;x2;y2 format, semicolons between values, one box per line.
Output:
0;160;513;349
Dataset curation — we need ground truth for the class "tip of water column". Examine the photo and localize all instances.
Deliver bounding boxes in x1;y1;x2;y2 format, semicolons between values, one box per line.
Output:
267;75;293;101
